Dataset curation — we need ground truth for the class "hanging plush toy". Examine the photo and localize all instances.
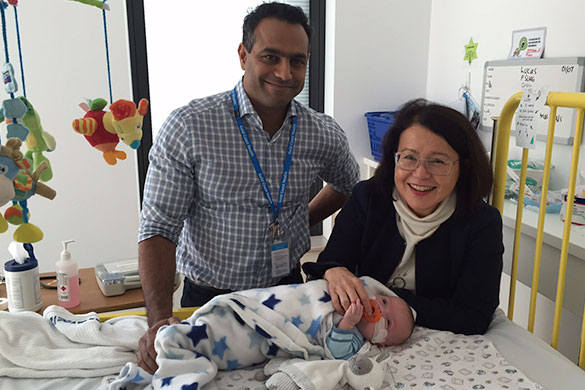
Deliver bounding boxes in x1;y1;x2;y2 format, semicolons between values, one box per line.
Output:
70;0;149;166
0;84;29;141
0;139;22;232
72;97;148;165
0;97;56;182
0;138;56;242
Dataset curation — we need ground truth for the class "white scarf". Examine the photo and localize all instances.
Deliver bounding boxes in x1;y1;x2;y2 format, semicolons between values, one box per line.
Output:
390;189;457;291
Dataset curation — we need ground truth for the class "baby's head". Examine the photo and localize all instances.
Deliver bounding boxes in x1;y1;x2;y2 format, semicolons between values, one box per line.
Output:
356;295;414;346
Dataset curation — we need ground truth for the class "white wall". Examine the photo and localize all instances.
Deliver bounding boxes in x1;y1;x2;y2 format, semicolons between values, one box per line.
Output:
427;0;585;105
144;1;261;139
426;0;585;189
325;0;432;170
144;1;311;141
0;1;140;272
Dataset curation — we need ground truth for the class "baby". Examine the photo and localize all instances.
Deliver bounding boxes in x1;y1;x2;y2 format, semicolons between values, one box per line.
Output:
327;295;414;359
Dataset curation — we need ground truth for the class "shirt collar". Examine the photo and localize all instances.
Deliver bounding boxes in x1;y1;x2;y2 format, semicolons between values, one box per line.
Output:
234;78;298;120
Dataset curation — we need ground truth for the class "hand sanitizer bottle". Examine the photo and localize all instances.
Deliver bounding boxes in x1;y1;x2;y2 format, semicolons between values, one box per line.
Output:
56;240;80;308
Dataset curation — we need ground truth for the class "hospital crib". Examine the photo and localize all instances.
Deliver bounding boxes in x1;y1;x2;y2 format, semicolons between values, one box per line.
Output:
491;90;585;369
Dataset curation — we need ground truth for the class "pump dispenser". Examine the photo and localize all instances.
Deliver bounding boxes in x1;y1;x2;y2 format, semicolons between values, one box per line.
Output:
56;240;80;308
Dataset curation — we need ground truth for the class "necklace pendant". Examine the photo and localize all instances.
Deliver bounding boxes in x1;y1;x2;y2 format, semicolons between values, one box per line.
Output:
391;277;406;289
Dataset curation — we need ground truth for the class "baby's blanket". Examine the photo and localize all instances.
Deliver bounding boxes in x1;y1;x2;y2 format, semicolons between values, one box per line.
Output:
109;277;392;390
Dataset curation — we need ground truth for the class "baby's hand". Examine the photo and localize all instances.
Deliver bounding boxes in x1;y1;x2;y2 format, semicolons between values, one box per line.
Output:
346;301;364;323
337;301;364;330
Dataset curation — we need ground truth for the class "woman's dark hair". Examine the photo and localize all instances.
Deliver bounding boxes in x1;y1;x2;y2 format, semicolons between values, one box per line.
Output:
242;2;312;52
373;98;493;213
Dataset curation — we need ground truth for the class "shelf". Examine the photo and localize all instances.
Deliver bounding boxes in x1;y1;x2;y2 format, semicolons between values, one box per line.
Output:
502;199;585;260
363;157;379;179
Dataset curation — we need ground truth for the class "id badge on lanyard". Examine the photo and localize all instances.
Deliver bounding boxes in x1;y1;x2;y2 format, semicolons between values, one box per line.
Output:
231;88;297;279
270;223;290;278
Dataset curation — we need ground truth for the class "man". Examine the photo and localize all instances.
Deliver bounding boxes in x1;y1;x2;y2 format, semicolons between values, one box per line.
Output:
137;2;360;373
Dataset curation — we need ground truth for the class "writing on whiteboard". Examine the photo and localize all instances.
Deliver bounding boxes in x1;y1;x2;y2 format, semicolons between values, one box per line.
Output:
480;58;585;144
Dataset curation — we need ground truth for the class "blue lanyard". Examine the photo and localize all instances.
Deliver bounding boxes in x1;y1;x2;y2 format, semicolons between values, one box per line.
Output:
231;88;297;226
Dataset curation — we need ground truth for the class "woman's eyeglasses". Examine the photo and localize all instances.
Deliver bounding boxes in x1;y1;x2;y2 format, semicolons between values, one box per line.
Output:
394;153;458;176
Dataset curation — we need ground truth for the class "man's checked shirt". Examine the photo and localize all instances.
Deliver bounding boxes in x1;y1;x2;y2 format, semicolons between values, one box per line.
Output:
139;79;359;290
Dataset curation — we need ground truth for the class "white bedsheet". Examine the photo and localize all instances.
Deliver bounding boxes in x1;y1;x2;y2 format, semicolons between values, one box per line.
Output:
0;308;583;389
485;309;585;390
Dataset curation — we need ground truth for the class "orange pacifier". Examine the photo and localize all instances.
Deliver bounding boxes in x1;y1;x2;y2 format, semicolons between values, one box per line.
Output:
362;299;382;323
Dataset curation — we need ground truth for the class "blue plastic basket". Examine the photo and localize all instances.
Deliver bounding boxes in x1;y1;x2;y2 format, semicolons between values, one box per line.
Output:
364;111;398;161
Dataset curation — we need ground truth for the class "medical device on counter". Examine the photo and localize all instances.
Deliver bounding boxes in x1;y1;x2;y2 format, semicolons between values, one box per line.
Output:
95;259;180;297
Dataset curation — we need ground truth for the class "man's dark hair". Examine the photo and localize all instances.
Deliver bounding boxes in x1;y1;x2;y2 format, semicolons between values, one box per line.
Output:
373;98;493;213
242;2;311;52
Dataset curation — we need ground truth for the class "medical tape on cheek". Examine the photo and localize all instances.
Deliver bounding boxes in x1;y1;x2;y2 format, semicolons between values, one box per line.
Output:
371;319;388;344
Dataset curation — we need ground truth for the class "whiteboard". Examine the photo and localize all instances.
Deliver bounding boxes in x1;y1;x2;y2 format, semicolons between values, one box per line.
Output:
481;57;585;145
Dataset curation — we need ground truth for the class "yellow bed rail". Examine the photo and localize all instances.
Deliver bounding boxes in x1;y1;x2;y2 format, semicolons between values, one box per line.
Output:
493;91;585;369
98;307;199;322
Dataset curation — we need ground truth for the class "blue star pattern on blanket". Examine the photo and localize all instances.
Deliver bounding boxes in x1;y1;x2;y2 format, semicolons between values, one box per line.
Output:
212;336;229;360
291;315;303;327
248;329;265;348
306;315;322;339
299;294;311;305
319;291;331;303
186;324;208;348
131;371;144;383
267;343;279;357
161;377;173;387
255;325;272;339
211;306;228;317
160;325;179;340
226;359;241;370
262;294;282;309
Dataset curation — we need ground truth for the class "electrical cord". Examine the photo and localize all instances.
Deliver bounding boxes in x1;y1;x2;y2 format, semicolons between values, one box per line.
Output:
40;275;82;290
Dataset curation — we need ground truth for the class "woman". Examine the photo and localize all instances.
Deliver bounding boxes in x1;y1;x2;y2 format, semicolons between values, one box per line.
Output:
303;99;503;335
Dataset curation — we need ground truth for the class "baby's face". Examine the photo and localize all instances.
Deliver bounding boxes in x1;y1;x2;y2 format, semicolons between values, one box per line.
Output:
357;295;412;346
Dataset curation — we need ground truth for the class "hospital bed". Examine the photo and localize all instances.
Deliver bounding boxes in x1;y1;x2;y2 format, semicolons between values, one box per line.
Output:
2;93;585;389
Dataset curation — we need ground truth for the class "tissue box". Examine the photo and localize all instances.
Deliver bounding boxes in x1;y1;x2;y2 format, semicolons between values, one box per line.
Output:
560;195;585;225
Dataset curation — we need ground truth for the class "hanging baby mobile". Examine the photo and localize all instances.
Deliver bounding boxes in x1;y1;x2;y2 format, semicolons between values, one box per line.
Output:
70;0;148;166
0;0;57;259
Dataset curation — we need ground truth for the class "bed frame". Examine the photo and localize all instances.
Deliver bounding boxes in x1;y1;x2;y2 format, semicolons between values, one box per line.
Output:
491;90;585;369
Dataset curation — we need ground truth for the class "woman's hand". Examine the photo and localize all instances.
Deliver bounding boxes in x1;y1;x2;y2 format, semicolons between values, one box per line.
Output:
324;267;372;316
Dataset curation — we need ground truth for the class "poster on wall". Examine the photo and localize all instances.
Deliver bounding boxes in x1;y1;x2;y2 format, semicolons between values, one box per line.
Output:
508;27;546;59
